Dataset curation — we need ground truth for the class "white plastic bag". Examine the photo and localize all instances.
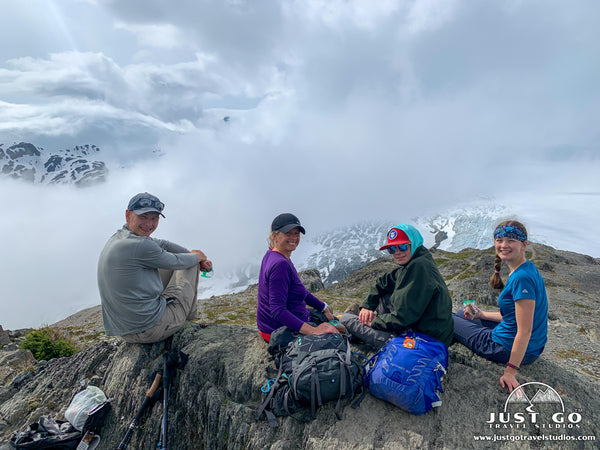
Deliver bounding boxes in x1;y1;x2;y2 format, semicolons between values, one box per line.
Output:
64;386;107;431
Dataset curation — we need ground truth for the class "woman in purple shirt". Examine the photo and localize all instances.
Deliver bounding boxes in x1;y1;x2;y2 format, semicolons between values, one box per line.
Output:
256;213;339;342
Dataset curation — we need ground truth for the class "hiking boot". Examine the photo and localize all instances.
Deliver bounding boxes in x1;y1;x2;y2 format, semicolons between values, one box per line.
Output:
343;303;360;316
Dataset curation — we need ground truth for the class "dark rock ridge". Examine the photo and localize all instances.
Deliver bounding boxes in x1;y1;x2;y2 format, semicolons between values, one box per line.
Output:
1;243;599;448
0;326;598;449
0;142;108;186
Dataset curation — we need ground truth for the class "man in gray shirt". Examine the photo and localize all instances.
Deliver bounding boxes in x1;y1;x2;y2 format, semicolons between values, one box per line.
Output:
98;192;212;344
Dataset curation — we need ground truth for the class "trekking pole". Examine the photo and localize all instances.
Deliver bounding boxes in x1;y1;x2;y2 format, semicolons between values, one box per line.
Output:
158;355;170;450
117;372;162;450
156;348;188;450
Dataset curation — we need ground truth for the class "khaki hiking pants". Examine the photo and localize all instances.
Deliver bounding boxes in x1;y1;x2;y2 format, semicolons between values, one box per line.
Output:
123;265;200;344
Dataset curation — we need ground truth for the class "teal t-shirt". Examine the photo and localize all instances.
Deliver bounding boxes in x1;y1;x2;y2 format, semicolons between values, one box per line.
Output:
491;260;548;356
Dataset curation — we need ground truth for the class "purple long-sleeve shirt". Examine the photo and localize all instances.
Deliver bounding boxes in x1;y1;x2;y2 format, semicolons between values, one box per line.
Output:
256;249;325;334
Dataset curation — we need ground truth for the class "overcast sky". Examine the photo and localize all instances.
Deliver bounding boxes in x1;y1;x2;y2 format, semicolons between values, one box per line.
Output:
1;0;599;329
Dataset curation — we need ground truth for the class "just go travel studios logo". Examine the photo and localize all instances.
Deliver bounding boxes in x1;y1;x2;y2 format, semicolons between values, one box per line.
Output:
486;382;583;431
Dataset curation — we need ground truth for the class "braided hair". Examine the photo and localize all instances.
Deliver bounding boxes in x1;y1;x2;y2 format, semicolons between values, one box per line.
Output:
490;220;528;290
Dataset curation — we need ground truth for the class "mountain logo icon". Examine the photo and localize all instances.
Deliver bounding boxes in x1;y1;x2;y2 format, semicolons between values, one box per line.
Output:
504;382;564;412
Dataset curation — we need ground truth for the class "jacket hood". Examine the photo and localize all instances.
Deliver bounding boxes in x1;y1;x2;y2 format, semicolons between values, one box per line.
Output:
392;224;424;257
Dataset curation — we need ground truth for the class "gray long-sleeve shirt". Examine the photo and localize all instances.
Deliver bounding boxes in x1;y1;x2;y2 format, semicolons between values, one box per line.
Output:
98;225;199;336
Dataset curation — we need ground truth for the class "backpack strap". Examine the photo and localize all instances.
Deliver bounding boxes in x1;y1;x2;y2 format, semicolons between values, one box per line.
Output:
351;350;369;409
310;365;321;417
255;362;285;427
282;388;294;416
334;358;346;420
334;336;356;419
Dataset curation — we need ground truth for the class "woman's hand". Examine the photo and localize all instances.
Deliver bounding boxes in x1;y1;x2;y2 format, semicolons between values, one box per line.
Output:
471;308;483;320
500;368;520;393
358;308;375;327
299;322;340;335
324;308;335;322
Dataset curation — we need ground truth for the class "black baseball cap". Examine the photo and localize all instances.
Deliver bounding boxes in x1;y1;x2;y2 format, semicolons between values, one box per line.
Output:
271;213;306;234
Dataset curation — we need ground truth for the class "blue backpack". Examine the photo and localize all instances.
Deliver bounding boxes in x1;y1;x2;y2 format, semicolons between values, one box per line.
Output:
365;331;448;415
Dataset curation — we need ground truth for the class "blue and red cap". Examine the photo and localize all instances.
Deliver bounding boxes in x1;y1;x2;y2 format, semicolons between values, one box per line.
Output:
379;227;411;251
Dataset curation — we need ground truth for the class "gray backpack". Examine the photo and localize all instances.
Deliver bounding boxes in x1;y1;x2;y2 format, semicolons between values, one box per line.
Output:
257;333;365;427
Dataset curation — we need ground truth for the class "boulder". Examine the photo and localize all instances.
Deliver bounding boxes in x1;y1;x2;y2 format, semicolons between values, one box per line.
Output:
0;327;10;347
0;349;35;387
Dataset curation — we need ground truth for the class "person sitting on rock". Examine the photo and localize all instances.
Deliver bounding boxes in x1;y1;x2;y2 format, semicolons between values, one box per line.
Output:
453;220;548;393
98;192;212;344
339;224;454;350
256;213;340;343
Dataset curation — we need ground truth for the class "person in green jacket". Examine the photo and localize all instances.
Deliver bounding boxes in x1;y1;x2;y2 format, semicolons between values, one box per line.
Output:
339;224;454;349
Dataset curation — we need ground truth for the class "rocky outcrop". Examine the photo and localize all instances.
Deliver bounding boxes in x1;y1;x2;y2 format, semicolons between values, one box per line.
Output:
299;269;325;293
0;324;598;449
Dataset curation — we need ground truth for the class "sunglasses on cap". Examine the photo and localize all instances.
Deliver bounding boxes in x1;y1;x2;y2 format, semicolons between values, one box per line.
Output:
130;197;165;212
387;244;409;254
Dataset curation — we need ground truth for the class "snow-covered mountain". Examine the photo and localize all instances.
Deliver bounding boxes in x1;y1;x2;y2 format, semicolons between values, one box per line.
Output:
295;202;525;286
198;201;545;297
0;142;108;186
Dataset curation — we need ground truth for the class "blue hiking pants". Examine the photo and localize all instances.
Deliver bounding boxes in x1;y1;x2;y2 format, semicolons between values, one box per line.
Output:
452;309;538;365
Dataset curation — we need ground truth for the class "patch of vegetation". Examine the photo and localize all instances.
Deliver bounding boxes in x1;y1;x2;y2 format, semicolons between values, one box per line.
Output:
582;368;599;379
573;302;593;310
437;250;477;260
81;331;107;342
433;257;449;266
45;400;58;410
578;325;587;334
26;397;41;413
556;348;595;363
456;270;477;280
20;327;79;361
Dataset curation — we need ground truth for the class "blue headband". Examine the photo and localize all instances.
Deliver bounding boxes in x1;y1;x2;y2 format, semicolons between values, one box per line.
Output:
494;225;527;242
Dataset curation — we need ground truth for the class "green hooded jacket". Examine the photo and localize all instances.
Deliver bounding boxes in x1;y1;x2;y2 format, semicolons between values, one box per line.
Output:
360;229;454;347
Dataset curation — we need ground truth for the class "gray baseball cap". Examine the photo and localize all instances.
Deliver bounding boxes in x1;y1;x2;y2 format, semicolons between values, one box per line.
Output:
127;192;166;217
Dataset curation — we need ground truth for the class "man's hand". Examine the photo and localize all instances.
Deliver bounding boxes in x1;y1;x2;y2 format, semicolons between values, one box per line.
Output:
199;259;212;272
191;250;212;271
358;308;375;327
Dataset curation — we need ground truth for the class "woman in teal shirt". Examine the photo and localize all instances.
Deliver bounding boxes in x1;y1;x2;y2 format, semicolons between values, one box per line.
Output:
453;220;548;393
